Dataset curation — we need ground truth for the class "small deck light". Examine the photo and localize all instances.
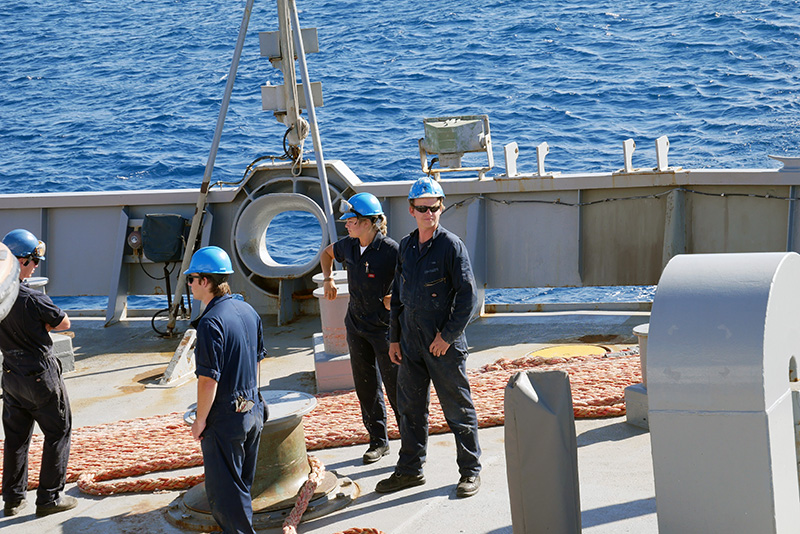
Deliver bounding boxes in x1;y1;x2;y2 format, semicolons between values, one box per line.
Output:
419;115;494;179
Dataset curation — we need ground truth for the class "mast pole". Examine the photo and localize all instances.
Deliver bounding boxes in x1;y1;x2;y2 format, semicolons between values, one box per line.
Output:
287;0;338;246
166;0;255;334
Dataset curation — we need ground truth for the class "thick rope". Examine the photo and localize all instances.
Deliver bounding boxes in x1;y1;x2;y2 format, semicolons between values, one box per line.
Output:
0;350;640;498
283;455;326;534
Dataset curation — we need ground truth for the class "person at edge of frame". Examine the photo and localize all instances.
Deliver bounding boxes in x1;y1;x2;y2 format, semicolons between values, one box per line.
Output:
375;176;482;499
0;228;77;518
320;192;400;465
187;246;266;534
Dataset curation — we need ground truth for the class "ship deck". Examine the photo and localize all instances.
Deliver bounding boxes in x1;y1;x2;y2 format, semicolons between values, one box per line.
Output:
0;310;656;534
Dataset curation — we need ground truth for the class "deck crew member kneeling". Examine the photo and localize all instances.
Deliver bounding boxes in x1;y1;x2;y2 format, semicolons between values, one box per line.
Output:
1;229;76;517
376;177;482;499
187;246;266;534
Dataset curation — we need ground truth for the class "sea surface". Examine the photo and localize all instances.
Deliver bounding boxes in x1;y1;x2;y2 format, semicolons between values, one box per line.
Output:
3;0;799;307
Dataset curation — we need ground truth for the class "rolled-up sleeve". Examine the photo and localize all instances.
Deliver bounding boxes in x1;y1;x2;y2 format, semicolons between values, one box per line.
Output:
195;318;224;382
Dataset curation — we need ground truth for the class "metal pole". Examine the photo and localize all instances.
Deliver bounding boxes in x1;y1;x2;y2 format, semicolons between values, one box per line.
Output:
167;0;255;334
287;0;338;246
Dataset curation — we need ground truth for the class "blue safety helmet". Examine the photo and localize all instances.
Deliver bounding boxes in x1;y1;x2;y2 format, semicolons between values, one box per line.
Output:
339;192;384;220
183;246;234;275
408;177;445;200
2;229;46;261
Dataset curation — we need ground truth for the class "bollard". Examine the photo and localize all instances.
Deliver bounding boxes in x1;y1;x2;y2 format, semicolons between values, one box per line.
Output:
648;253;800;533
312;270;347;288
624;323;650;429
504;370;581;534
312;272;353;391
312;283;349;355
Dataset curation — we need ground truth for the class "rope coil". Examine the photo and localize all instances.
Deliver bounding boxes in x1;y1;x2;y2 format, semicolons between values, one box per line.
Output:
0;350;640;508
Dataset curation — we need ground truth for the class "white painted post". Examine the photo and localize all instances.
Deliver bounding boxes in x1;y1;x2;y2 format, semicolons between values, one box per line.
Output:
648;253;800;533
624;323;649;429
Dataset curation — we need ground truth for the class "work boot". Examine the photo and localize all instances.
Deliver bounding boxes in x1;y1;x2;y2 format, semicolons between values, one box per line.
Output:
4;499;27;517
456;474;481;498
362;444;390;464
35;495;78;517
375;472;426;493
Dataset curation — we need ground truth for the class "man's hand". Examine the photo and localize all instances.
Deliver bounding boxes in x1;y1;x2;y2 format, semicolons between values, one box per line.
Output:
389;342;403;364
383;294;391;310
191;418;206;441
429;332;451;357
323;279;338;300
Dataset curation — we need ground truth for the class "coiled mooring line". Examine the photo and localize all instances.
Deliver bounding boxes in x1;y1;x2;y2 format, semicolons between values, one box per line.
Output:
0;350;640;532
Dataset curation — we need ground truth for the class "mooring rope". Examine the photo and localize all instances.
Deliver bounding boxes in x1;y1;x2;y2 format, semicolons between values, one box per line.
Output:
0;350;640;510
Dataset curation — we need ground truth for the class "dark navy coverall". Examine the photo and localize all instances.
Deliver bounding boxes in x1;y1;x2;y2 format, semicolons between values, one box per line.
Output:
0;282;72;507
193;294;266;534
389;225;481;478
333;232;400;449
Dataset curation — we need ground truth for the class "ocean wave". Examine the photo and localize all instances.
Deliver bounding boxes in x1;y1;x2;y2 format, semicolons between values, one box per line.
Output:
2;0;798;194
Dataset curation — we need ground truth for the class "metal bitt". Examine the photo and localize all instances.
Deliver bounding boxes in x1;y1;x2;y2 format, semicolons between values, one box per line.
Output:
166;390;358;531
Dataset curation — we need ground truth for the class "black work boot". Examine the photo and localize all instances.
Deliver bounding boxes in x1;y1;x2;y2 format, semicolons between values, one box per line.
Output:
362;444;390;464
456;474;481;498
4;499;27;517
375;472;426;493
35;495;77;517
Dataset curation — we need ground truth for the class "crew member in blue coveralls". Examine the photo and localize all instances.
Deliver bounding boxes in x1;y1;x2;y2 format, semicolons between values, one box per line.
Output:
320;192;400;464
187;246;266;534
1;229;77;517
375;177;482;498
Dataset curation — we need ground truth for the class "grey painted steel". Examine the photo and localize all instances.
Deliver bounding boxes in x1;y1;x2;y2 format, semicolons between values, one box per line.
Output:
505;370;581;534
661;188;686;269
39;207;49;279
648;253;800;533
106;208;129;325
465;196;486;313
233;193;328;279
2;163;800;318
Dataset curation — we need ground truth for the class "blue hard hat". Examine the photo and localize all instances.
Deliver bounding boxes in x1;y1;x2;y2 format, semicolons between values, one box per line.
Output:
339;192;384;220
408;177;445;200
184;246;234;275
2;229;46;261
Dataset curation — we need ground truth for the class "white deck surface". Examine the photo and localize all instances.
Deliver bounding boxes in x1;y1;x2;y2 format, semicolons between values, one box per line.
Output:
0;311;657;533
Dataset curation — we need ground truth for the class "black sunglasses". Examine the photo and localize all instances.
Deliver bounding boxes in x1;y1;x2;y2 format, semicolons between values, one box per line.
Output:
186;275;201;284
412;203;442;214
22;257;40;266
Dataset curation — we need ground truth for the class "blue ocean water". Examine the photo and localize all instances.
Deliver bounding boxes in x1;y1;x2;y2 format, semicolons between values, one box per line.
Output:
3;0;799;308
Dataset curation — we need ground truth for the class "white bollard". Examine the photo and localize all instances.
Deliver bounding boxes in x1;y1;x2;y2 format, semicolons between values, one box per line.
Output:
311;270;347;288
624;323;650;429
648;253;800;533
312;282;349;356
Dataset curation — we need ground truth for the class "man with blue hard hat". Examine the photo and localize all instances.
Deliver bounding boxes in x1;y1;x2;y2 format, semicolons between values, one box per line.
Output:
320;192;400;464
376;177;482;498
186;246;266;534
0;229;77;517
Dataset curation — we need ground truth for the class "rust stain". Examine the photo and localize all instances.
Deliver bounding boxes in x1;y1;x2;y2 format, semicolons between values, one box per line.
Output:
116;367;168;394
